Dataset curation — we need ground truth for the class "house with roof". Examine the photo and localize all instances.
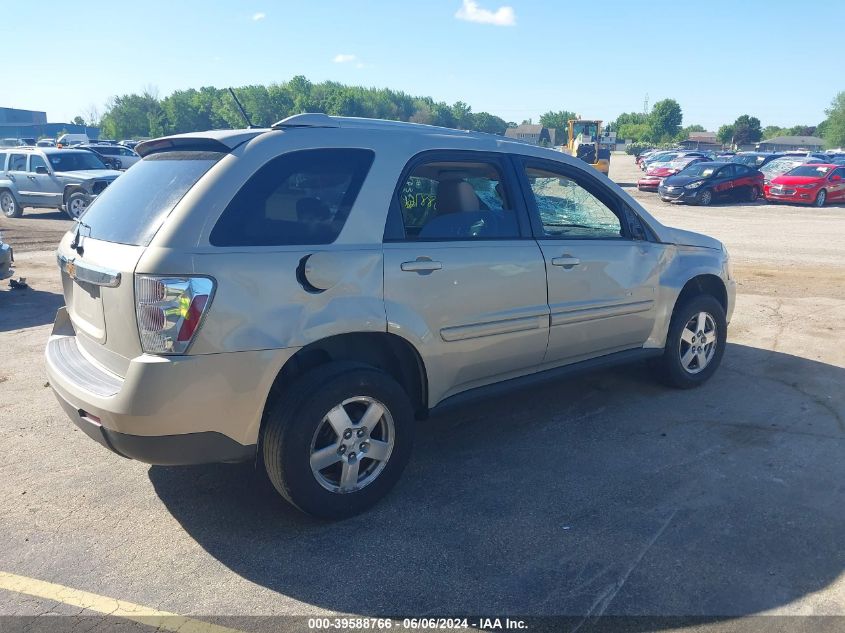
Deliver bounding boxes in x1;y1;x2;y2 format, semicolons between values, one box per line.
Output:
757;135;825;152
505;124;556;146
679;131;720;150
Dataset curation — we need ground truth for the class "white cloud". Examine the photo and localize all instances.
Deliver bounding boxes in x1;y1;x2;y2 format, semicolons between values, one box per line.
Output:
333;54;358;63
252;12;266;21
455;0;516;26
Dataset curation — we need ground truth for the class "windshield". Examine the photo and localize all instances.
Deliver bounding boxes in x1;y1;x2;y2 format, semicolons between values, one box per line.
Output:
48;151;107;171
786;165;832;178
733;155;765;167
647;152;679;163
679;164;718;178
761;159;805;177
79;151;222;246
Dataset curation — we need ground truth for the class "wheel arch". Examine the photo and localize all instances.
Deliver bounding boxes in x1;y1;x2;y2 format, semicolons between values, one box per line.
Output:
62;184;86;204
259;332;429;445
672;274;728;318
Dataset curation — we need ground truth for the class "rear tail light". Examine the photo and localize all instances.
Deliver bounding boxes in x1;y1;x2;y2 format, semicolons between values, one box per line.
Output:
135;275;215;354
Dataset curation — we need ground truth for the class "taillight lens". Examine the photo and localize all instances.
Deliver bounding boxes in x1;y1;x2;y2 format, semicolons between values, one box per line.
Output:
135;275;215;354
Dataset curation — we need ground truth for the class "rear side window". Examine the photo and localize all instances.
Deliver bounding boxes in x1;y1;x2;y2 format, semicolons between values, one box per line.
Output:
0;152;6;169
79;151;223;246
210;149;374;247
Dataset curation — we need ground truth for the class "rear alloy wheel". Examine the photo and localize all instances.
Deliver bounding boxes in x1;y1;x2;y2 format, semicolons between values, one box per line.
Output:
697;189;713;206
65;192;87;219
815;189;827;207
747;186;759;202
1;190;21;218
262;362;415;519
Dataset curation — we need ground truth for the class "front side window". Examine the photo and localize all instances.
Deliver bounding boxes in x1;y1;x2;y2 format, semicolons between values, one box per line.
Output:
29;155;48;172
210;149;374;247
524;166;623;239
396;159;519;240
8;154;26;171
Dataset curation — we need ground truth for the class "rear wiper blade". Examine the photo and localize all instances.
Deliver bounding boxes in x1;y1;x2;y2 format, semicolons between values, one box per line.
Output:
70;218;92;254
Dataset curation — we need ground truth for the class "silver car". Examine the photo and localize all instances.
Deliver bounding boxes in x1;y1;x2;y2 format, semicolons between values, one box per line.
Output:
45;115;735;518
0;147;121;218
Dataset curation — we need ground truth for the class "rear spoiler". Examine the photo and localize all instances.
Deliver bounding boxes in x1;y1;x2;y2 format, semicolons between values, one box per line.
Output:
136;130;267;158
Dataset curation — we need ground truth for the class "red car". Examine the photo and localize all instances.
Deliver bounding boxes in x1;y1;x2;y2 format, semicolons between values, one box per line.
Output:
764;164;845;207
637;156;707;191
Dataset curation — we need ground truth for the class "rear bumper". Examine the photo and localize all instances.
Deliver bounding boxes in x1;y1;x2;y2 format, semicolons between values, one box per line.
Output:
45;307;297;465
637;178;662;191
56;394;256;465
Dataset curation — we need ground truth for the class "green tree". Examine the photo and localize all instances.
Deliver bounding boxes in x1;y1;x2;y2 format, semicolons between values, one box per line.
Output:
614;111;648;132
470;112;508;135
717;124;735;145
762;125;785;140
648;99;683;142
618;122;650;142
676;124;705;142
731;114;762;146
539;110;577;145
822;92;845;149
72;116;85;126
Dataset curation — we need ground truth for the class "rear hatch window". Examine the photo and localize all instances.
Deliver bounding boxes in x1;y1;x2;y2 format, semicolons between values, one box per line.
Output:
79;151;224;246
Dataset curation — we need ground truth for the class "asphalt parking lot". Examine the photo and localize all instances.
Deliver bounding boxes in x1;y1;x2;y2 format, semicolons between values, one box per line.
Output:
0;155;844;630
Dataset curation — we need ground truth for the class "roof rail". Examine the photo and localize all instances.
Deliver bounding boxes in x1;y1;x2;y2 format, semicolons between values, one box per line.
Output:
271;113;339;130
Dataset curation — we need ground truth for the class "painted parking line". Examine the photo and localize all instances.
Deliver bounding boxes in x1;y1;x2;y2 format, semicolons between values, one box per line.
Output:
0;571;245;633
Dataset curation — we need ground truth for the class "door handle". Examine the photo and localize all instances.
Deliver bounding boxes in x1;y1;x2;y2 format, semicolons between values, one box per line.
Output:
551;256;580;269
28;175;36;180
401;258;443;274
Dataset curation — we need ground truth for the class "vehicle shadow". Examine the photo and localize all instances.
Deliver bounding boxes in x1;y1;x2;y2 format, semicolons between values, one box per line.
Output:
149;343;845;622
0;286;63;332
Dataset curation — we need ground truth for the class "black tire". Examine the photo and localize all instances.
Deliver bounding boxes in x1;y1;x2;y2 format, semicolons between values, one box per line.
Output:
747;186;759;202
652;294;727;389
815;189;827;207
1;189;22;218
65;192;87;219
262;362;415;519
697;189;713;206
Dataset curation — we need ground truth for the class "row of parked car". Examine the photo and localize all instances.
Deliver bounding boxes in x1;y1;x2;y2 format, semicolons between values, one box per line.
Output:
635;149;845;207
0;146;123;219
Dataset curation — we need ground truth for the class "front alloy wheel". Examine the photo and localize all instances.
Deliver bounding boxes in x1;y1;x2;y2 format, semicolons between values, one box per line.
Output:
652;294;727;389
815;189;827;207
679;312;717;374
65;192;87;219
697;189;713;206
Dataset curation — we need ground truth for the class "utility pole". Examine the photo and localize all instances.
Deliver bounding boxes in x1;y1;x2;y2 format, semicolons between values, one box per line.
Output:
643;93;649;115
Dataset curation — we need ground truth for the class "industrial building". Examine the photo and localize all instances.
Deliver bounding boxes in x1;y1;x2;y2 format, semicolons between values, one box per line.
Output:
0;107;99;140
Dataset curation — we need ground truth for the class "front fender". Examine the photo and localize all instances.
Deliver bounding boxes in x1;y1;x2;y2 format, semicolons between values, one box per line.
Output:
647;245;733;349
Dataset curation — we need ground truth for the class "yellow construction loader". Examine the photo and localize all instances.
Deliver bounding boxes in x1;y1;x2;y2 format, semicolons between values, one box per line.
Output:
566;119;611;175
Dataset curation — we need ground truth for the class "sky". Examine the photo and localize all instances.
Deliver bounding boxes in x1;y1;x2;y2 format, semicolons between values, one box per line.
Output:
4;0;842;132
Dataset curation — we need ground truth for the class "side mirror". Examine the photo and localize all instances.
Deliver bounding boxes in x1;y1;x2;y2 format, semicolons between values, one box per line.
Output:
35;166;49;175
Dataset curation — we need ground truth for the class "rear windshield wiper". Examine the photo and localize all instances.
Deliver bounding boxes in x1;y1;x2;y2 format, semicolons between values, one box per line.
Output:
70;219;92;254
